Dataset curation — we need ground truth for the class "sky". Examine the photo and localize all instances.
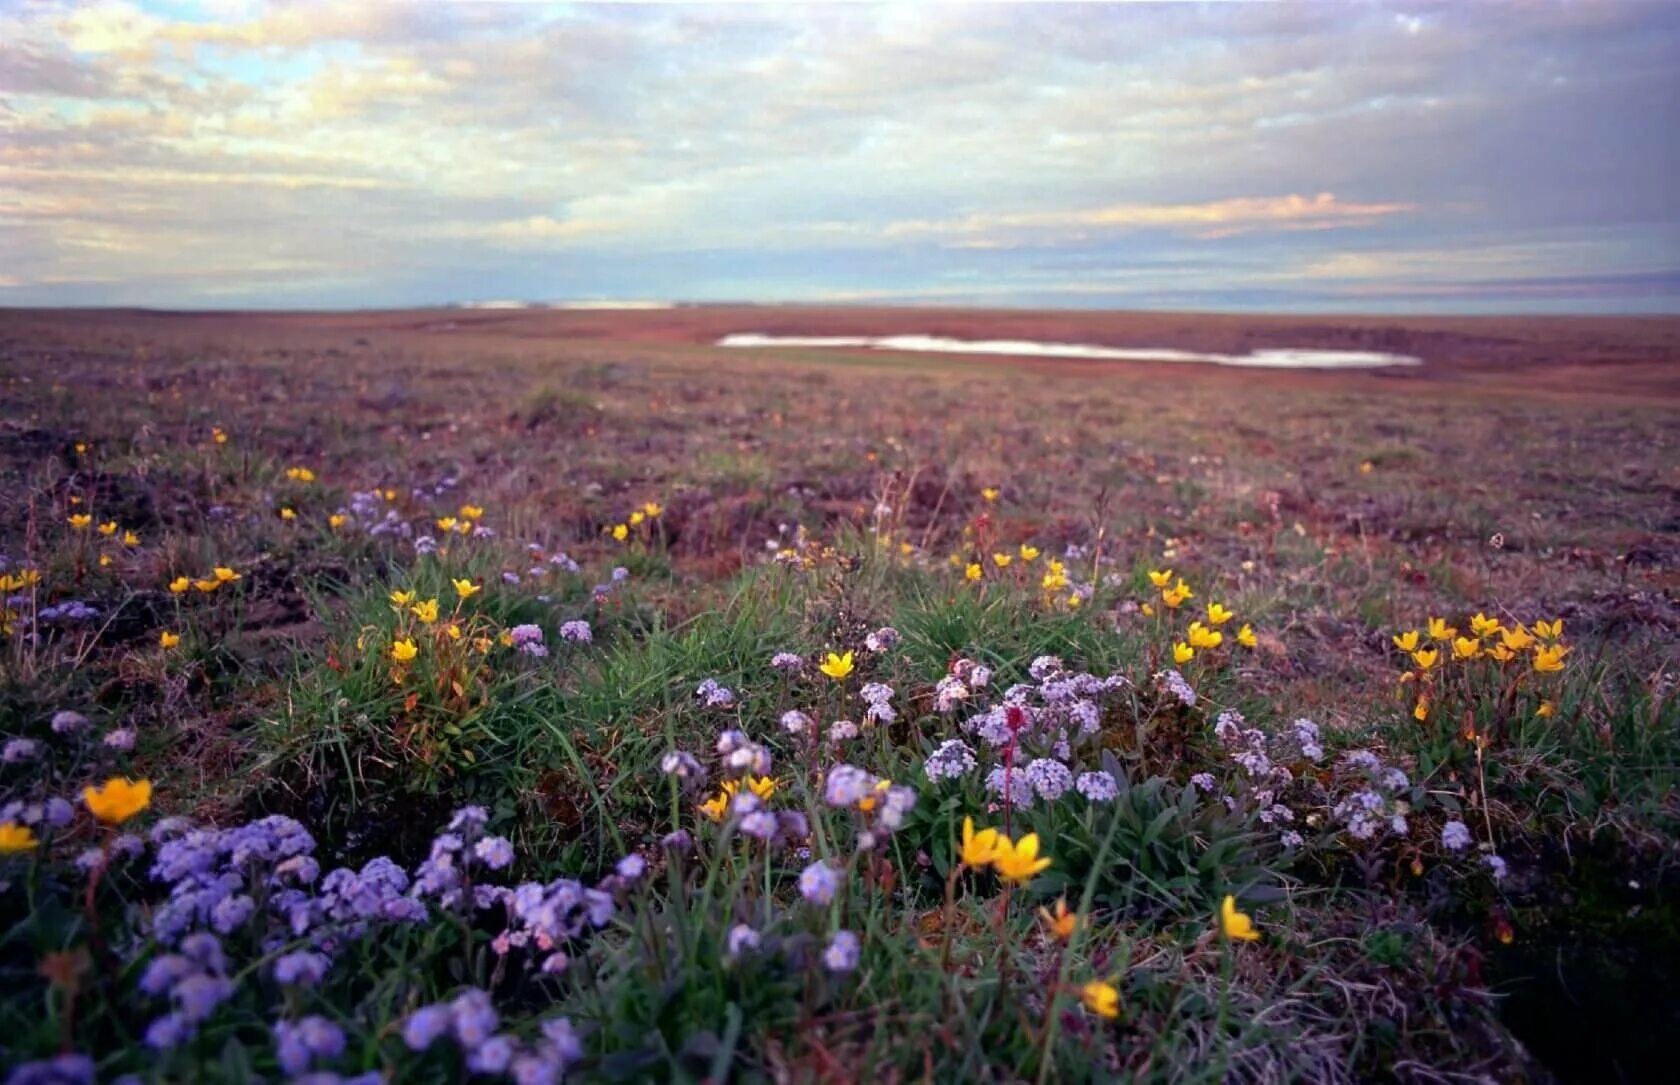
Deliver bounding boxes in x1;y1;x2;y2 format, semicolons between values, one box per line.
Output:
2;0;1677;313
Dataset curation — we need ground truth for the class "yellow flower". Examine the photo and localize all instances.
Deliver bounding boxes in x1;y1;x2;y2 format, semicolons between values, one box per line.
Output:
1533;644;1568;673
1219;894;1260;942
1187;621;1223;650
643;501;663;518
1411;648;1439;671
1392;630;1421;653
498;630;514;647
1427;617;1457;642
1236;623;1258;649
959;816;1001;867
383;489;397;502
611;523;629;542
436;516;459;533
0;821;40;853
445;623;462;641
213;567;240;582
965;563;983;582
1161;586;1188;609
121;530;140;546
280;507;297;521
74;442;87;455
1172;578;1195;600
83;778;152;825
1041;560;1069;591
212;427;228;445
1536;701;1555;718
98;554;113;568
1533;619;1563;641
285;466;316;483
819;651;854;680
991;552;1012;568
991;832;1052;885
699;781;739;822
1470;612;1501;638
168;576;190;594
1147;569;1174;588
453;578;480;599
1018;543;1039;562
1488;643;1515;663
1359;460;1375;475
391;637;418;663
1451;636;1481;662
459;504;485;521
1172;641;1195;664
981;487;999;502
628;511;645;526
1413;698;1429;721
328;513;346;529
97;521;117;537
744;775;777;800
1140;603;1155;618
390;589;415;607
1500;624;1535;651
1039;897;1081;942
193;578;221;593
159;631;180;649
1079;979;1120;1019
1205;602;1234;626
68;514;92;530
411;598;439;624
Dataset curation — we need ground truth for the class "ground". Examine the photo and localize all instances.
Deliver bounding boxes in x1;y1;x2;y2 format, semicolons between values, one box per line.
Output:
1;307;1676;1084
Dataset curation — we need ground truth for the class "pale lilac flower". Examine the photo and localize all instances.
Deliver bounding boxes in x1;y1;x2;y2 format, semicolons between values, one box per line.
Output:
1024;758;1074;802
467;1035;516;1074
1484;854;1509;881
559;620;591;643
1441;820;1472;852
726;923;760;958
103;728;136;751
274;951;330;987
51;711;89;735
826;720;858;743
660;751;703;779
780;710;812;736
475;836;515;870
615;854;646;881
1075;771;1118;802
739;810;779;842
770;652;803;673
922;739;976;782
798;860;840;905
823;930;860;973
3;738;39;763
864;627;899;652
402;1006;451;1052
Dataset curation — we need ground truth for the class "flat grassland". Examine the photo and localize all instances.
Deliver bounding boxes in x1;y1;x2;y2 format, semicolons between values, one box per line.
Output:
1;307;1677;1083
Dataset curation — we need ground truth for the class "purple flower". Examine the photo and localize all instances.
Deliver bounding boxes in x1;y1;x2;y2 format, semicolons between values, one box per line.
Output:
1075;771;1119;803
726;923;760;958
51;710;89;735
402;1005;451;1052
661;829;693;854
739;810;779;842
798;860;839;906
1484;854;1509;881
274;1016;345;1076
474;836;515;870
1024;758;1074;802
145;1012;193;1050
864;626;899;652
274;951;331;987
770;651;803;672
1441;820;1472;853
615;854;646;881
103;728;137;751
558;620;591;643
139;954;195;996
3;1054;95;1085
823;930;860;973
467;1035;516;1074
450;988;499;1048
172;974;233;1022
780;710;812;735
2;738;39;763
210;893;255;934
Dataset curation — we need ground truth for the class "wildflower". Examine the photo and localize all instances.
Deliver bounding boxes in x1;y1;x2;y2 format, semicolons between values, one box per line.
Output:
3;738;40;763
965;562;982;581
726;924;760;959
824;930;861;973
1413;698;1429;721
991;552;1012;568
559;620;592;643
628;511;645;527
981;487;999;502
1500;624;1535;651
1076;771;1119;802
923;739;977;782
98;521;117;536
610;523;629;542
213;567;239;583
1079;979;1120;1019
1187;621;1223;650
799;860;840;905
328;513;346;528
285;466;315;482
280;508;297;521
83;777;152;824
159;631;181;649
743;775;777;800
1219;894;1260;942
1039;898;1081;941
1;822;39;853
1172;641;1194;664
1533;644;1568;673
212;427;228;444
460;504;485;521
390;589;414;607
1041;560;1069;591
437;516;459;533
274;951;330;987
991;832;1051;885
402;1006;452;1052
391;637;418;663
1411;648;1439;671
698;787;733;822
1533;619;1563;641
1206;602;1234;626
104;729;136;751
1427;617;1456;642
643;501;663;517
1536;701;1555;718
1392;629;1421;653
1161;585;1189;609
1236;623;1258;649
1441;821;1472;852
1484;854;1509;881
1024;758;1074;802
1452;636;1481;661
475;837;515;870
69;514;93;530
453;578;480;599
1018;543;1039;562
959;816;1000;867
1470;612;1501;638
819;650;854;680
411;598;439;623
122;530;140;546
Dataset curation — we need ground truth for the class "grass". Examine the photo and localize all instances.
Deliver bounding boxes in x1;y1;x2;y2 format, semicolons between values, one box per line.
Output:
0;308;1675;1083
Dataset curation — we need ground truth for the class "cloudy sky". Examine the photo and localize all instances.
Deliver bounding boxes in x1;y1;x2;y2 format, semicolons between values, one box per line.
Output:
3;1;1677;312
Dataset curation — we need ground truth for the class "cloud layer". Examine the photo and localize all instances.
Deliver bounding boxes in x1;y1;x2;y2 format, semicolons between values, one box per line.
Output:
2;1;1676;311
